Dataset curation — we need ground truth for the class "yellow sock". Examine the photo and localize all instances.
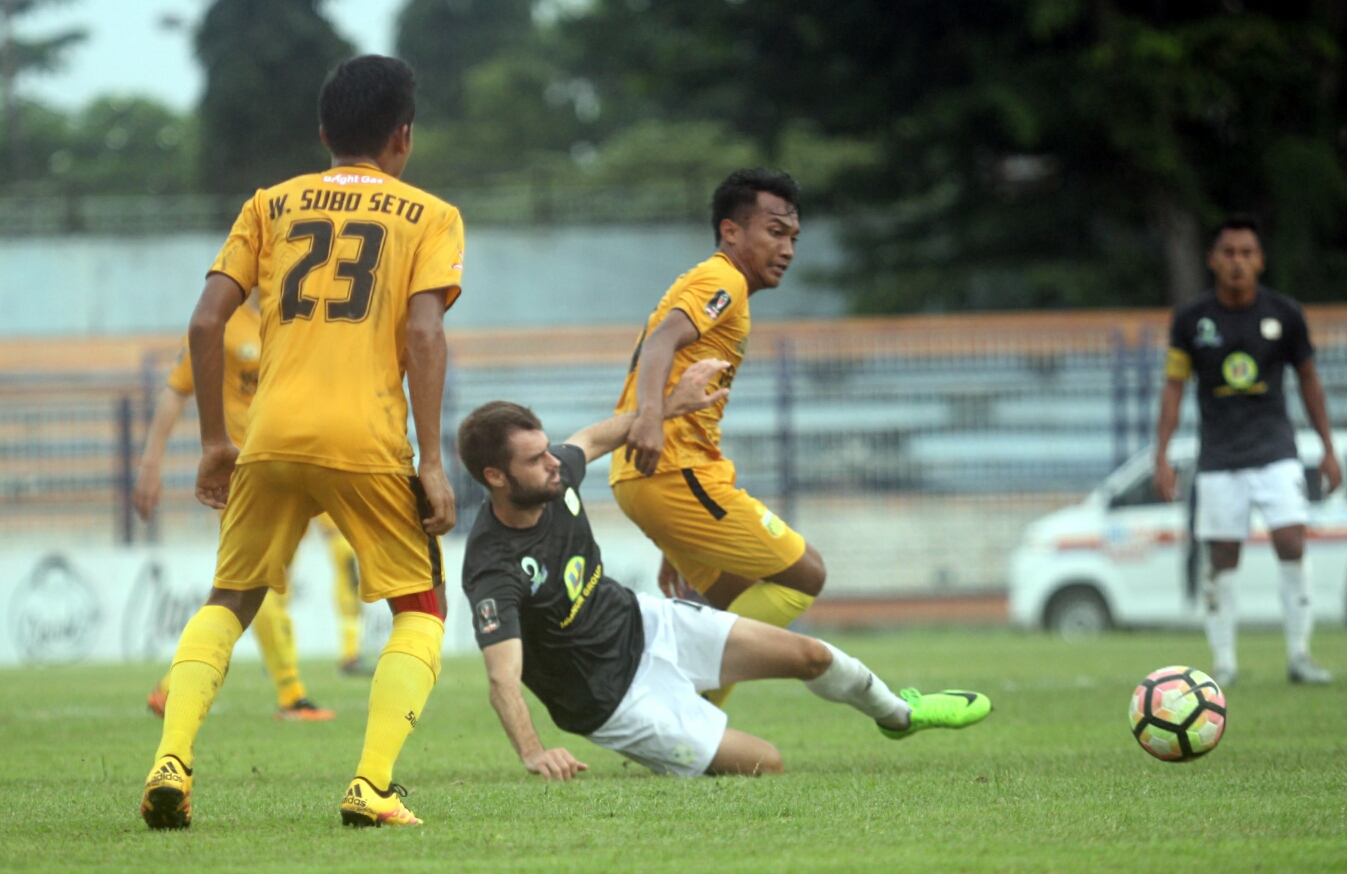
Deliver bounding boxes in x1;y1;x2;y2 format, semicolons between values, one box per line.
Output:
706;583;818;707
355;611;443;789
251;589;305;708
340;618;361;664
331;537;362;662
155;605;244;767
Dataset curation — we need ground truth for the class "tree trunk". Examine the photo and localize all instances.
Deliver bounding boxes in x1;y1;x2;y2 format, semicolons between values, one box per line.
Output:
1152;192;1205;304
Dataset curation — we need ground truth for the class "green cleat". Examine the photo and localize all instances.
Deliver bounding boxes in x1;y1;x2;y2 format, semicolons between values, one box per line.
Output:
879;688;991;740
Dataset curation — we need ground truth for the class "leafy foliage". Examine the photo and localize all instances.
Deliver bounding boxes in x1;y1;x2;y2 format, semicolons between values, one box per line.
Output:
560;0;1347;311
194;0;352;192
0;0;86;183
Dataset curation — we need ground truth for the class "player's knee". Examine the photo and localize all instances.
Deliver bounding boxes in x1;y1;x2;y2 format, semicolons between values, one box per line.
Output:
1271;529;1304;561
1206;542;1240;571
205;586;268;629
796;637;832;681
755;744;784;775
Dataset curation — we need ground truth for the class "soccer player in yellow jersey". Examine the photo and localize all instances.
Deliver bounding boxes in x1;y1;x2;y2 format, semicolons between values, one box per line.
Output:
134;294;335;720
140;56;462;830
613;169;823;706
313;510;370;673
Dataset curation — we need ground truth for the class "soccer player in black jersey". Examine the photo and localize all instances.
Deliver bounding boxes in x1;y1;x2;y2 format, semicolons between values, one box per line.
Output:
1155;216;1340;687
458;361;991;779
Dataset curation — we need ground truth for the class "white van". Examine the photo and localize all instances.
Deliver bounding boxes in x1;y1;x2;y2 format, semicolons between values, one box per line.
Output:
1008;431;1347;635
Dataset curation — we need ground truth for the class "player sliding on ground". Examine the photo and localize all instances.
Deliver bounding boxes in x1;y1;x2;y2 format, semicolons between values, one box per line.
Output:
458;376;992;779
140;55;462;830
613;168;825;706
134;289;345;721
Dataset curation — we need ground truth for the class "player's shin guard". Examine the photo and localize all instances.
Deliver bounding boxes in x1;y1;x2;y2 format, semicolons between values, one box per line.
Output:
250;589;305;708
1203;569;1237;677
155;605;244;768
355;610;444;790
804;640;909;728
1279;559;1313;661
706;583;818;707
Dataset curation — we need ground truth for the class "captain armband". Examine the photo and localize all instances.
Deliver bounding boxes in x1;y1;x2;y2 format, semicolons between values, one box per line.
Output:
1164;348;1192;381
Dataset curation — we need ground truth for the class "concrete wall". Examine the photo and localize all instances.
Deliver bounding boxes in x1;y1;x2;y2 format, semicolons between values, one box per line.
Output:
0;222;845;337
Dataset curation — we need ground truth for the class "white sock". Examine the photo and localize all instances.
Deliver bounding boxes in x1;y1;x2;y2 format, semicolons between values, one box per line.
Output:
1203;569;1237;674
804;640;910;729
1279;559;1312;661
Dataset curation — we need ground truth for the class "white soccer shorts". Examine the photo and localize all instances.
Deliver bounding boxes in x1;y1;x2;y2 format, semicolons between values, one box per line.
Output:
585;593;738;778
1194;457;1308;541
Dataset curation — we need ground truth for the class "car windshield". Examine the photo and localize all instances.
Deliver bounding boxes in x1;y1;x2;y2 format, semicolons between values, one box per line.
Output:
1109;461;1195;509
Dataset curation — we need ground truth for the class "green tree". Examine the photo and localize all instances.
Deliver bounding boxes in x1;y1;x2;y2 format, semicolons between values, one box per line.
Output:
563;0;1347;311
395;0;533;124
195;0;352;193
0;0;85;185
53;97;195;194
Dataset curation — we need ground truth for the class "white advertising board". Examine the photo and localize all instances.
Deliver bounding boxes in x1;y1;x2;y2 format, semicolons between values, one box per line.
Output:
0;528;665;668
0;537;475;667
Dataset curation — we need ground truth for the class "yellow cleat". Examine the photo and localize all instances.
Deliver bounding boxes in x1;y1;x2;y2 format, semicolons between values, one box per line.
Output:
340;777;421;827
140;755;192;830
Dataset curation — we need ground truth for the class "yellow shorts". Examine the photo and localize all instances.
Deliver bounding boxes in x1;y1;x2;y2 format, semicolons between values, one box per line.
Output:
215;461;442;603
612;459;806;594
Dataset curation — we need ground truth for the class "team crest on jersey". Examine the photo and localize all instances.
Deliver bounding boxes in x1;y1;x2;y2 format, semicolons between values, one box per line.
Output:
1260;318;1282;340
1195;318;1223;348
475;598;500;634
704;290;732;320
564;488;581;516
236;342;260;363
521;557;548;593
1222;352;1259;390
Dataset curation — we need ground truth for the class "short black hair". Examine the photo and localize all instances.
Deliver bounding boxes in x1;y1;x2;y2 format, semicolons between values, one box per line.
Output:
457;401;543;486
1212;214;1262;248
711;168;801;244
319;55;416;159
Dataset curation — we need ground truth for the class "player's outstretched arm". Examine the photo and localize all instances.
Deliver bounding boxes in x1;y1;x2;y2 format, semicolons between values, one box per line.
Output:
132;386;191;521
567;359;731;463
189;273;245;509
1153;378;1185;502
1297;359;1342;494
626;309;702;476
482;639;588;781
406;289;456;535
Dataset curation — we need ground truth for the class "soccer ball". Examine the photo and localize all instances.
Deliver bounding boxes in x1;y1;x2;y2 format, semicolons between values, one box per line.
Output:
1128;666;1227;762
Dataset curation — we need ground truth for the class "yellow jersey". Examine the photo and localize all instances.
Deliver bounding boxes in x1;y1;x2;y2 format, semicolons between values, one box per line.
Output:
209;163;465;474
166;304;262;448
610;252;749;483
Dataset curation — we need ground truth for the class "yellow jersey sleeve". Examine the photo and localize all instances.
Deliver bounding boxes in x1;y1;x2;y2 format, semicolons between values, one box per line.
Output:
1165;348;1192;381
209;193;264;292
165;340;193;395
668;258;744;340
409;206;465;307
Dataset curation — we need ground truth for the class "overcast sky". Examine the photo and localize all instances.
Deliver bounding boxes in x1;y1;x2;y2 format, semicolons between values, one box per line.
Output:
19;0;405;113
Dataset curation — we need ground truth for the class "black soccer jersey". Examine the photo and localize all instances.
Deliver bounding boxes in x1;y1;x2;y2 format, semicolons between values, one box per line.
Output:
1168;287;1313;472
461;444;644;735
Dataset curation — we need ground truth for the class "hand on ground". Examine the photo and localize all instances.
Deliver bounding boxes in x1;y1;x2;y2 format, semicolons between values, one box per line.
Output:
524;747;588;781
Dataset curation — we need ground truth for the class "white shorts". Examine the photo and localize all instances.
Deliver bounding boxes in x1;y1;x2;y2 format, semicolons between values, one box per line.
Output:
1194;457;1308;541
585;594;739;777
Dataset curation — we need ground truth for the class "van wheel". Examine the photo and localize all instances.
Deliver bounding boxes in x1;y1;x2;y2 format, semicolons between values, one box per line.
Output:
1046;586;1112;638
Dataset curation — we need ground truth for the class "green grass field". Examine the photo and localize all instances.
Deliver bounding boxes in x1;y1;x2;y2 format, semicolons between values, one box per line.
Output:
2;628;1345;873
